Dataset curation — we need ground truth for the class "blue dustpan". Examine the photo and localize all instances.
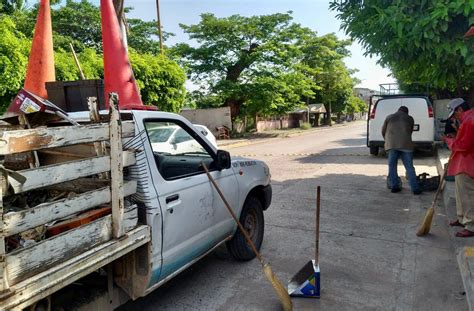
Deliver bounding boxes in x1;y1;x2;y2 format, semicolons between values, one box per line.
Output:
288;186;321;298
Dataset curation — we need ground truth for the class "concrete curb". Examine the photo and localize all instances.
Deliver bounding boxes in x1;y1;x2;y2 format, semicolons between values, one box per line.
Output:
437;148;474;310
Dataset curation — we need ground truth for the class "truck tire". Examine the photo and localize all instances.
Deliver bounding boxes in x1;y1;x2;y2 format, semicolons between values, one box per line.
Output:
227;196;264;261
369;145;379;156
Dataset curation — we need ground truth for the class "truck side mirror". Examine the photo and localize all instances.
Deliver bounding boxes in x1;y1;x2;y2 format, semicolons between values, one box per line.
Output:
215;150;231;170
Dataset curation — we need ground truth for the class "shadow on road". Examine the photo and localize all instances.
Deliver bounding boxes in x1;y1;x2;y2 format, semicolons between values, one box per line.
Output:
118;171;462;311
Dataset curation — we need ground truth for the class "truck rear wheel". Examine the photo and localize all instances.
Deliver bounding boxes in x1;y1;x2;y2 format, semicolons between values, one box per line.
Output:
369;145;379;156
227;196;264;261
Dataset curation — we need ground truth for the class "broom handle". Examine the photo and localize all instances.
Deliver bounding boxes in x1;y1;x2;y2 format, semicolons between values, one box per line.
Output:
430;153;453;209
202;163;265;264
316;186;320;266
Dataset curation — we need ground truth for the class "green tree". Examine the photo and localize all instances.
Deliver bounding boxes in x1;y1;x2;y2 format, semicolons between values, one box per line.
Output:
174;12;317;118
129;51;186;112
0;0;26;14
127;18;174;55
330;1;474;98
49;1;171;55
346;95;367;114
300;33;356;124
0;15;30;111
55;47;103;81
52;0;102;52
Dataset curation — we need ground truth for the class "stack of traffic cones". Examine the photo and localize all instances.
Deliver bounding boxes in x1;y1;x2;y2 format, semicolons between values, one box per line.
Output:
9;0;153;113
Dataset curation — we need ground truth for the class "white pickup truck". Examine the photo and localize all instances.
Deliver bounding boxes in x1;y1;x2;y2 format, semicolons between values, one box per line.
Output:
0;102;272;310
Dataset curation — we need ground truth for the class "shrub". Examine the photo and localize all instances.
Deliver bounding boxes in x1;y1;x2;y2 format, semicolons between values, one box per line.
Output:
300;122;311;130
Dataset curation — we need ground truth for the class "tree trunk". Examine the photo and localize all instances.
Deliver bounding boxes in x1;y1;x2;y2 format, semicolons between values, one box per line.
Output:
325;103;332;126
223;43;259;119
224;97;244;118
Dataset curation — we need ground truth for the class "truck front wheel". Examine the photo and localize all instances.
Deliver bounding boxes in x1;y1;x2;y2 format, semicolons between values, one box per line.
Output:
227;196;264;261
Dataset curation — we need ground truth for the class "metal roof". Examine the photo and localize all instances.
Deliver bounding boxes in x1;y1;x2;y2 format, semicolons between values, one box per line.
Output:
291;104;326;114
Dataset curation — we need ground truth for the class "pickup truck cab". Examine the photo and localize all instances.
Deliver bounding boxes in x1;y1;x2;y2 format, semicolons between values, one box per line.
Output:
0;107;272;309
126;110;272;293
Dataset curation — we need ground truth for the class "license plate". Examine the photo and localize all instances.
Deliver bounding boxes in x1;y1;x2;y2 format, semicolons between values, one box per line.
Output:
413;124;420;131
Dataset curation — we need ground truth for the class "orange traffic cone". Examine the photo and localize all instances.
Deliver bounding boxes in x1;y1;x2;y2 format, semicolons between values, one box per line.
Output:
101;0;145;109
23;0;55;99
9;0;55;113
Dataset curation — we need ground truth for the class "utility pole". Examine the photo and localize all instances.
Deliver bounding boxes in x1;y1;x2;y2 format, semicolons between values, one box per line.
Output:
156;0;164;54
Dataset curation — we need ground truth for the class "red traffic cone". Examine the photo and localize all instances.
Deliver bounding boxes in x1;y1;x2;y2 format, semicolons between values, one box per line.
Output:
9;0;55;112
101;0;146;110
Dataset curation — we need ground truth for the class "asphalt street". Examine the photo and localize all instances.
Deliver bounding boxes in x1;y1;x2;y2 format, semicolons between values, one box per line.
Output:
120;121;467;311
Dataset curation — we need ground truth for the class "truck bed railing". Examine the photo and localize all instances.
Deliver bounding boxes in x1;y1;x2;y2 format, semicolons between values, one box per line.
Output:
0;98;150;310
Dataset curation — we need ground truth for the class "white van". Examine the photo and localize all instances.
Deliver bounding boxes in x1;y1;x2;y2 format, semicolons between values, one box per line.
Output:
367;95;435;155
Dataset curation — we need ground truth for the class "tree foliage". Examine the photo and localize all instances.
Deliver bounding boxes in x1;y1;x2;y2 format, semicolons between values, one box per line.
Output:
300;33;355;122
330;0;474;98
346;95;366;114
0;0;26;14
129;51;186;112
0;15;30;111
174;12;359;119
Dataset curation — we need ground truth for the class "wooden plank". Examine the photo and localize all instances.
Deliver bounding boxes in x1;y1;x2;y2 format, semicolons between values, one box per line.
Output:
17;114;39;168
7;151;135;194
0;225;150;310
46;177;110;192
0;121;134;155
5;206;141;286
109;94;125;238
88;97;109;179
0;170;9;293
3;181;137;237
5;215;113;286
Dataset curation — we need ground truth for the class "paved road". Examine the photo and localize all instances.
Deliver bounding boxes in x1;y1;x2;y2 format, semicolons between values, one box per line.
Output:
120;121;467;311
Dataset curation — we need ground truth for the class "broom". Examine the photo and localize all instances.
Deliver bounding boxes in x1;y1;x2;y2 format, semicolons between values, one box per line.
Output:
416;154;452;236
202;163;292;311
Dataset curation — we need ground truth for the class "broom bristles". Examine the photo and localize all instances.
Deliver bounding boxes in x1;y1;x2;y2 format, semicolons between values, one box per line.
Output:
263;264;293;311
416;207;435;236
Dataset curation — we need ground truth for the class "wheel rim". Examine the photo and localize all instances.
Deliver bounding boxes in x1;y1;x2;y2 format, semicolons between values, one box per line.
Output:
244;209;258;242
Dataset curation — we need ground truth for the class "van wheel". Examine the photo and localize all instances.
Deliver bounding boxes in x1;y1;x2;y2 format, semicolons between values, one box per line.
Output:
227;196;264;261
370;146;379;156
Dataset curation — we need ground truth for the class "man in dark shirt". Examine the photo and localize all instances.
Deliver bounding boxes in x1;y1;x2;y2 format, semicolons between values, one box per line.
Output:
382;106;422;194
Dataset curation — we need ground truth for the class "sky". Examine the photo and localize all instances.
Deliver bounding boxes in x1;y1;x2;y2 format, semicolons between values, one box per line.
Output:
108;0;397;91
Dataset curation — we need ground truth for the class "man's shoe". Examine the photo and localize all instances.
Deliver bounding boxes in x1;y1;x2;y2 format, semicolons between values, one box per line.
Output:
449;219;465;227
391;187;401;193
456;229;474;238
413;189;422;195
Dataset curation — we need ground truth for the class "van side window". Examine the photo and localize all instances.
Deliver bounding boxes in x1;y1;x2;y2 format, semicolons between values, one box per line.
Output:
144;121;213;180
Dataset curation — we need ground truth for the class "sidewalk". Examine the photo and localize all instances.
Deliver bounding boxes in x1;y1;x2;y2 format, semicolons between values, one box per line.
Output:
217;120;366;149
437;148;474;310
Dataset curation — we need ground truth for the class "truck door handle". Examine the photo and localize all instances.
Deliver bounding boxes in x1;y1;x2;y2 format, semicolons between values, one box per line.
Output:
166;194;180;204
